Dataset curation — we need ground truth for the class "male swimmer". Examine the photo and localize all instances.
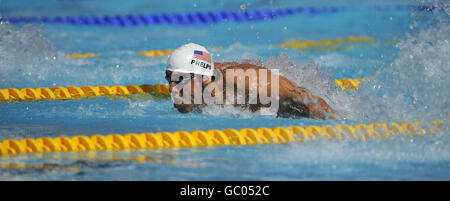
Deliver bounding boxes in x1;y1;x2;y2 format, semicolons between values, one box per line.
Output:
165;43;337;120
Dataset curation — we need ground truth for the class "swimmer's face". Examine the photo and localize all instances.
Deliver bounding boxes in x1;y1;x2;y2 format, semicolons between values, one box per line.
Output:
166;70;209;113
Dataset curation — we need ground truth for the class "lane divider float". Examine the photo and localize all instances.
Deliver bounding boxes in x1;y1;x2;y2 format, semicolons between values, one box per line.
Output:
0;5;439;27
138;49;173;57
335;78;364;90
0;7;342;26
0;78;363;103
277;36;375;51
66;48;224;58
0;84;170;102
65;53;98;59
0;120;443;156
66;49;174;59
65;36;377;60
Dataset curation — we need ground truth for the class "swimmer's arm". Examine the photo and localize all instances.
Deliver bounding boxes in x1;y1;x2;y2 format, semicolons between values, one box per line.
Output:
279;77;338;120
212;63;338;119
308;95;338;120
289;92;337;120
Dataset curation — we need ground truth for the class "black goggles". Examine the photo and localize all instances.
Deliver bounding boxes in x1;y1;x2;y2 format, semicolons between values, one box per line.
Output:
165;72;196;84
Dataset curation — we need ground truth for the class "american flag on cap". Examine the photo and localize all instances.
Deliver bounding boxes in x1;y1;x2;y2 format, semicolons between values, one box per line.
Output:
193;50;211;63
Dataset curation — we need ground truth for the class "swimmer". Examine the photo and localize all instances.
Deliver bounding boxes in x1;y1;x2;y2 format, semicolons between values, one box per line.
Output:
165;43;338;120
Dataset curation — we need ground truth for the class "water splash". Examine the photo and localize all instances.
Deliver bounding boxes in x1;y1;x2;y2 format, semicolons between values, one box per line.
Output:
244;53;359;120
0;23;56;87
251;1;450;122
0;23;167;89
352;1;449;122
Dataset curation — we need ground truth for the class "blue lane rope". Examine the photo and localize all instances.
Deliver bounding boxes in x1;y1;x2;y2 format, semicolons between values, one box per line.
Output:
0;5;440;27
0;7;337;26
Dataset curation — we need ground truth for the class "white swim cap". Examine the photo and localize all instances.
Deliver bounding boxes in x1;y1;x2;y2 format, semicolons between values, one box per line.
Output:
166;43;214;76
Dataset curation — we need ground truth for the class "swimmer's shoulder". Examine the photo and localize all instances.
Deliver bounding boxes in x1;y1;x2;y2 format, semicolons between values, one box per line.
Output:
214;62;268;71
214;62;239;71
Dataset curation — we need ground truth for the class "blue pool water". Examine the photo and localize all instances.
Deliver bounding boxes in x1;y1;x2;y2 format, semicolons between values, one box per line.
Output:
0;0;449;180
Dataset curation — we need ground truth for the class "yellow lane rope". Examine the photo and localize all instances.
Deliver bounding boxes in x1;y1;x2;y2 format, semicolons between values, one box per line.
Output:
0;78;363;103
66;48;224;59
0;120;443;157
0;84;170;102
138;49;173;57
65;53;98;59
64;50;172;59
66;36;377;59
277;36;376;51
335;78;364;90
67;47;225;59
